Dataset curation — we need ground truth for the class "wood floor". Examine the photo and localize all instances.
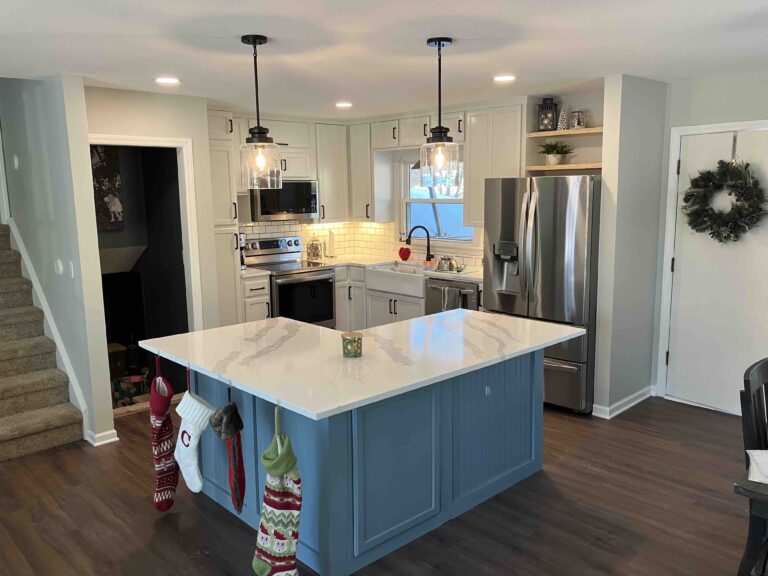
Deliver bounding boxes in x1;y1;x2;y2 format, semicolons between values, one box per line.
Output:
0;398;747;575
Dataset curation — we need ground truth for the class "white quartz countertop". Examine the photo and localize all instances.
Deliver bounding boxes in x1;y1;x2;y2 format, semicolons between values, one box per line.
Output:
139;310;583;420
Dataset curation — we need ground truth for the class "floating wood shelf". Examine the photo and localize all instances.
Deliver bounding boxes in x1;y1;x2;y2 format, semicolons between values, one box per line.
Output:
527;127;604;138
526;162;602;171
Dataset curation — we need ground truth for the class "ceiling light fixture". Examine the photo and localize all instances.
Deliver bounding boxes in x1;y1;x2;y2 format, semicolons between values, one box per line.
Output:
155;76;180;86
420;37;459;188
493;74;516;84
335;101;353;109
240;34;281;190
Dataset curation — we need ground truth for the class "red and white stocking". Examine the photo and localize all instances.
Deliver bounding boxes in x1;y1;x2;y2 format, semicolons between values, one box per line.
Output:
150;358;179;512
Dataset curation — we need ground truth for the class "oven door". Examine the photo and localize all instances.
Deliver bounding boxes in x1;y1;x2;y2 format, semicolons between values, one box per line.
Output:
252;180;319;222
271;270;335;328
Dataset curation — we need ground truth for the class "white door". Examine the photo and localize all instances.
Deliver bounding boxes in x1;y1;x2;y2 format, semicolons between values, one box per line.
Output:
667;130;768;414
316;124;349;221
392;296;424;322
349;284;366;331
372;120;399;149
366;291;393;327
463;109;493;227
244;298;270;322
349;124;373;220
280;150;314;180
215;229;241;326
335;283;351;332
398;116;430;147
208;110;234;141
210;141;238;226
431;112;465;143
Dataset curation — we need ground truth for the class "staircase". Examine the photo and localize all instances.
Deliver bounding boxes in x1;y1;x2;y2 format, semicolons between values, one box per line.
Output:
0;225;82;462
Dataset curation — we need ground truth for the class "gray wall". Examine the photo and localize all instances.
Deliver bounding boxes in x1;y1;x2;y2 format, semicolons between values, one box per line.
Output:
0;75;113;439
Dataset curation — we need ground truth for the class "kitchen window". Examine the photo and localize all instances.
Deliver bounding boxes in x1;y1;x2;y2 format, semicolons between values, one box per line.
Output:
401;151;474;243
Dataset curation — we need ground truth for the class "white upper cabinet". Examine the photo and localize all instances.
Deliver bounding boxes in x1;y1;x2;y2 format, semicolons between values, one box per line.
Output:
349;124;373;220
398;116;430;147
262;119;311;148
432;111;465;143
208;110;234;141
371;120;399;149
316;124;349;222
280;150;314;180
463;105;522;227
209;140;238;226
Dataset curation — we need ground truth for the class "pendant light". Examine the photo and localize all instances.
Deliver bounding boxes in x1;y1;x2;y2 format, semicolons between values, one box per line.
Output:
420;37;459;188
240;34;281;190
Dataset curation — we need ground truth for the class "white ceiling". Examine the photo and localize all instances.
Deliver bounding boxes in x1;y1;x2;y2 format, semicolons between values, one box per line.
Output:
1;0;766;119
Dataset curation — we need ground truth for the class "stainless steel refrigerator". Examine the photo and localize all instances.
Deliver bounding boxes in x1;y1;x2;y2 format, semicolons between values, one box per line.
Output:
483;176;601;413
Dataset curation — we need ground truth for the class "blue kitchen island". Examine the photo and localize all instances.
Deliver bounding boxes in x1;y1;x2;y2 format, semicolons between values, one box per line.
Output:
140;309;583;575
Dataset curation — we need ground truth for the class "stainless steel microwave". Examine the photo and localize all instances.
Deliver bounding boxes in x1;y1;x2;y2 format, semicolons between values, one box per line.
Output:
248;180;319;222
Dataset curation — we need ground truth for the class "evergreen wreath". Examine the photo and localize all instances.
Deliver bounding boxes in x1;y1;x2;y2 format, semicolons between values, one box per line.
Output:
682;160;766;243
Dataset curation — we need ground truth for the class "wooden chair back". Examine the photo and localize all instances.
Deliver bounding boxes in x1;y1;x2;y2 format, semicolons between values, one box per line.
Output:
741;358;768;467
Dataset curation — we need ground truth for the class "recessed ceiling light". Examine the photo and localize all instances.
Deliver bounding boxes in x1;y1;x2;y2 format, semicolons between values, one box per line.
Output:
155;76;180;86
493;74;516;84
335;101;353;109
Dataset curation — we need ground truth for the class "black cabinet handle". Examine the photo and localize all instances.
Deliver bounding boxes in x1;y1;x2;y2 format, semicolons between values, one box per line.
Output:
348;286;352;300
365;204;370;219
458;118;463;133
423;123;428;137
233;233;238;250
393;300;398;315
266;302;271;318
249;286;266;292
392;126;397;141
388;299;392;314
232;201;238;219
228;118;233;133
321;205;326;219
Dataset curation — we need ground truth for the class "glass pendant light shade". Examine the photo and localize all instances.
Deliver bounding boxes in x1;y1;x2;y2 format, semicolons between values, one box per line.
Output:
420;141;459;187
240;142;282;189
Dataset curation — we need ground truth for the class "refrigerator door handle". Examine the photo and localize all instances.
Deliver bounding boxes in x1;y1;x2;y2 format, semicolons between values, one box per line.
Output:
525;187;538;295
519;189;530;298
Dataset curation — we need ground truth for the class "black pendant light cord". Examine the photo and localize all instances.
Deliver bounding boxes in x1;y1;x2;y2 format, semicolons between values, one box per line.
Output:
252;44;261;127
437;41;442;128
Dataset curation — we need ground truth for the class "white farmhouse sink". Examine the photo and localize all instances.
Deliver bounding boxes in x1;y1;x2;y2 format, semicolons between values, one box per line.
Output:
366;262;426;297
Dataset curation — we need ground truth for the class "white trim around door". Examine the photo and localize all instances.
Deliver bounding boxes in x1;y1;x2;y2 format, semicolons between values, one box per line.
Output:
655;119;768;400
88;134;204;331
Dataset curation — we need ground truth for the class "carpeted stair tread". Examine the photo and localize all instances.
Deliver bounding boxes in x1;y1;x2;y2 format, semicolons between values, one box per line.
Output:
0;277;31;294
0;250;20;264
0;306;43;326
0;368;68;400
0;403;81;443
0;225;9;235
0;335;55;362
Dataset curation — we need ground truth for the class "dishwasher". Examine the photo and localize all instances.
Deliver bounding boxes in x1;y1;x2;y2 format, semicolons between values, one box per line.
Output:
425;277;480;315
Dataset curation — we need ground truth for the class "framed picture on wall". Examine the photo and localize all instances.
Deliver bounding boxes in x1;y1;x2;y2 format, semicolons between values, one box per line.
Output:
91;145;124;232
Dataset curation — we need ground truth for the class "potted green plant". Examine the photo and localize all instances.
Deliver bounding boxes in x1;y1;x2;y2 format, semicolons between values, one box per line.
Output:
539;141;574;166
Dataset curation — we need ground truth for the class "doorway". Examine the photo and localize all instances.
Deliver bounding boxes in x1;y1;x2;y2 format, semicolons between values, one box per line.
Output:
90;140;199;413
661;125;768;414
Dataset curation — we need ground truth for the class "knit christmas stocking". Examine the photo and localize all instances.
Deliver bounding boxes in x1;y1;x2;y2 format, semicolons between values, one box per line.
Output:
149;367;178;512
209;402;246;513
174;391;215;493
252;434;302;576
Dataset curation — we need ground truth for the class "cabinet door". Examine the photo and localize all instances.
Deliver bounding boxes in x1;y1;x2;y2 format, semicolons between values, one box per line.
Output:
349;124;373;220
371;120;399;149
232;117;250;192
463;109;494;228
280;150;314;180
492;105;522;178
316;124;349;221
350;283;367;331
366;291;393;328
244;298;270;322
398;116;430;147
261;119;311;148
432;112;465;143
335;283;351;332
208;110;234;141
215;230;241;326
210;140;238;226
392;296;424;322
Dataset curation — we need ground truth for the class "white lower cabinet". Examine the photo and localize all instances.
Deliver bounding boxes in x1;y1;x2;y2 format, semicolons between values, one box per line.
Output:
244;298;270;322
215;229;242;326
335;266;366;332
241;275;271;323
366;289;424;328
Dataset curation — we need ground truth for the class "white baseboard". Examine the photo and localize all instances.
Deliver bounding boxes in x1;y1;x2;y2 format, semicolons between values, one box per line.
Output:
7;219;91;439
84;429;119;446
592;386;652;419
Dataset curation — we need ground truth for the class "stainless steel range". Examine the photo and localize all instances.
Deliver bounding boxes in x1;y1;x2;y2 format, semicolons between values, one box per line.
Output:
241;235;335;328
